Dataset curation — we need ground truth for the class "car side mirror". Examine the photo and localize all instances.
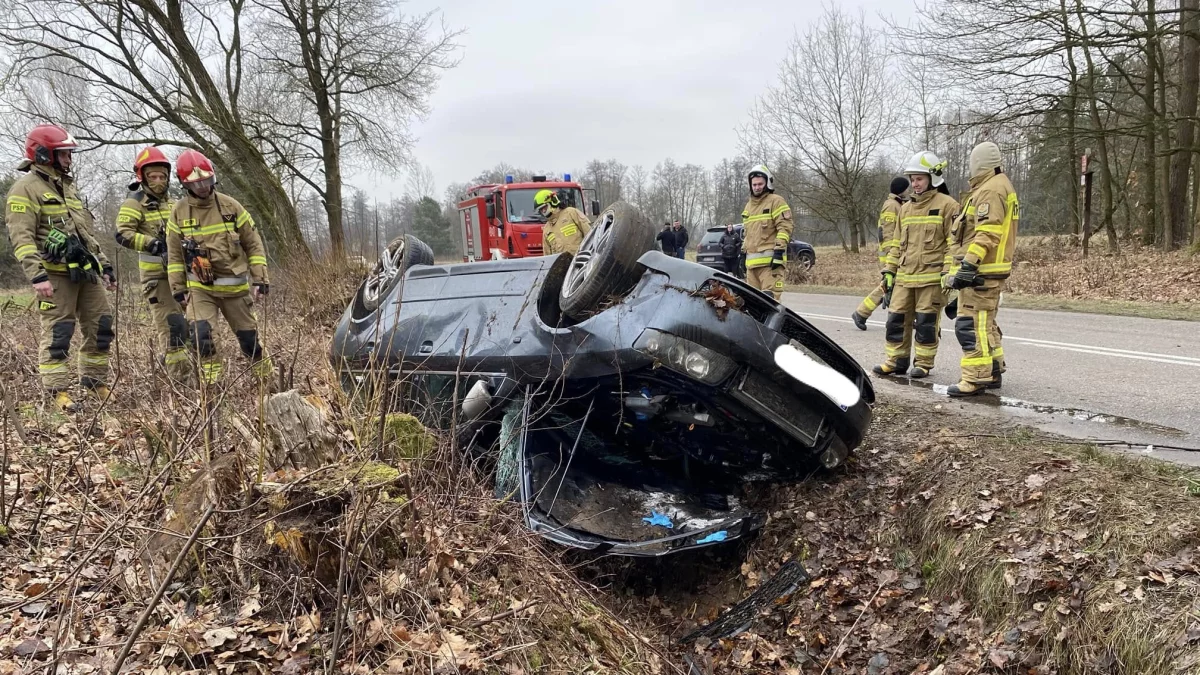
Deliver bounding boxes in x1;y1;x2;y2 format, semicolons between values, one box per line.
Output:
591;200;601;217
485;202;495;219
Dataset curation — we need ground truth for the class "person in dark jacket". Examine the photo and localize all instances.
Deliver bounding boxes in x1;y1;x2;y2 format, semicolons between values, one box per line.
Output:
655;222;676;256
672;221;689;258
719;223;742;274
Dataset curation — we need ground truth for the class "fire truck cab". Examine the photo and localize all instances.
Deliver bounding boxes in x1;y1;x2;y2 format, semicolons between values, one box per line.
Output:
457;175;599;262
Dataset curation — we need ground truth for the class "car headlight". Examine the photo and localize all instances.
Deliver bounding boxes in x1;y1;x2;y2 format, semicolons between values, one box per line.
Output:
635;329;737;384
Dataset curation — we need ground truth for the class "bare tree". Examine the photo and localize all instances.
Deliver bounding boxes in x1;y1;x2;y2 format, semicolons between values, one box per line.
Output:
1168;0;1199;250
248;0;459;258
745;5;900;252
0;0;312;258
406;163;438;199
579;158;628;207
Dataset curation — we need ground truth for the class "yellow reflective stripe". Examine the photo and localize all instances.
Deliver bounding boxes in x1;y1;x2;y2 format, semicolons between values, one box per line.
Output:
144;213;166;222
119;207;142;218
133;233;145;249
775;232;790;240
200;362;223;384
164;349;189;364
187;280;249;293
41;206;68;216
879;212;897;222
862;297;877;311
7;195;34;207
248;256;267;266
545;233;556;242
65;198;83;208
236;211;253;227
965;205;976;215
139;260;165;271
166;220;181;234
901;216;942;225
39;362;69;373
180;223;233;236
770;204;790;217
880;239;901;248
968;243;988;259
884;256;900;265
961;356;992;367
742;214;773;223
943;256;954;265
79;353;109;366
1000;193;1017;267
14;244;39;259
167;263;187;273
975;224;1004;234
978;262;1012;274
885;345;910;356
914;345;939;357
977;309;989;356
991;347;1004;359
560;224;579;237
897;272;942;283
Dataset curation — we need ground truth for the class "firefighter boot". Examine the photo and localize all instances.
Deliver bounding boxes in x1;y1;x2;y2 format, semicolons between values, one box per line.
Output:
85;384;113;403
986;362;1002;390
53;390;80;413
947;380;987;397
909;366;931;379
872;358;910;377
852;312;868;330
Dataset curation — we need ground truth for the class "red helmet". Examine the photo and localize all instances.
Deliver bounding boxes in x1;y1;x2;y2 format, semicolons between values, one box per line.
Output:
175;149;216;187
25;124;78;165
133;146;171;181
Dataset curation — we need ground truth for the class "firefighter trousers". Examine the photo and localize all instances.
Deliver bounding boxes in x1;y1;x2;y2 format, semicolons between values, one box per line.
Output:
37;273;114;392
856;278;888;319
883;283;945;370
142;279;190;381
186;290;273;385
747;264;784;301
955;280;1005;384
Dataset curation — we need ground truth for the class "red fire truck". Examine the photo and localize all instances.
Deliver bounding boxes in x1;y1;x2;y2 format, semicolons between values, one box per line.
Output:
457;174;599;262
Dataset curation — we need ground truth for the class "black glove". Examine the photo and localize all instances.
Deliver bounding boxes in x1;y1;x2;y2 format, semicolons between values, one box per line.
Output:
944;296;958;320
254;283;269;296
948;261;979;290
770;249;785;269
146;238;167;257
102;265;114;283
43;228;69;262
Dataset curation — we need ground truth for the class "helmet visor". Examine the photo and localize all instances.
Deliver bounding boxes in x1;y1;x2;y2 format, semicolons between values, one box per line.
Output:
184;175;215;194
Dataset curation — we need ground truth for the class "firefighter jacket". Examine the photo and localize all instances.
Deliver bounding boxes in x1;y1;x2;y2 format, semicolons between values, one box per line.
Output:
891;189;959;287
950;170;1019;279
114;190;173;282
166;191;268;297
542;206;591;255
5;165;109;283
741;192;793;268
877;194;903;270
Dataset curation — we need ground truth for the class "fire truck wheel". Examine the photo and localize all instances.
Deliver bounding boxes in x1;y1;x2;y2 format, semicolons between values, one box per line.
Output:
559;201;655;320
352;234;435;319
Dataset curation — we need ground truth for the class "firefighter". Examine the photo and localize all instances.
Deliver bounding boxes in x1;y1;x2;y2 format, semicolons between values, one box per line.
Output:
741;164;793;301
5;124;116;412
165;150;272;387
114;147;190;382
944;141;1018;396
873;151;959;379
852;176;909;330
535;189;591;255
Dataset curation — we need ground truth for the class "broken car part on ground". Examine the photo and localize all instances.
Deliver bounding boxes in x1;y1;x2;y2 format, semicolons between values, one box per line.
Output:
331;201;873;556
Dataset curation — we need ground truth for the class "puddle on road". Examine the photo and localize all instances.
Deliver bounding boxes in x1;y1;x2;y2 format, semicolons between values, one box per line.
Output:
886;376;1187;437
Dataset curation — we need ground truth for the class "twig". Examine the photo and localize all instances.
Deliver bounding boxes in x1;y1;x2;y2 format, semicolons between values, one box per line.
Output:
466;599;541;629
819;579;886;675
326;492;367;675
111;505;214;675
2;381;28;446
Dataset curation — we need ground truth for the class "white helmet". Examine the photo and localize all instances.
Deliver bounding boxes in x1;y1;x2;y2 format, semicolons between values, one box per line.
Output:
747;164;774;193
903;151;947;188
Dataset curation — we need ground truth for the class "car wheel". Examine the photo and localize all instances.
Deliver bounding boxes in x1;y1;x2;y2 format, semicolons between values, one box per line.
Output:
559;201;655;320
796;251;815;270
352;234;434;320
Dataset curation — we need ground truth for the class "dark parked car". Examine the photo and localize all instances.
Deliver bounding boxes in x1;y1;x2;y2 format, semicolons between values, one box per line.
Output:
332;202;873;556
695;225;816;277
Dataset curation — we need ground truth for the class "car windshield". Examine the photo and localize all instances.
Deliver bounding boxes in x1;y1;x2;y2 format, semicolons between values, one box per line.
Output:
506;188;585;223
701;230;725;245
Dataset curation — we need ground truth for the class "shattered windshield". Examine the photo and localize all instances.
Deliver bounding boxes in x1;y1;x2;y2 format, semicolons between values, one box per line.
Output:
506;188;584;224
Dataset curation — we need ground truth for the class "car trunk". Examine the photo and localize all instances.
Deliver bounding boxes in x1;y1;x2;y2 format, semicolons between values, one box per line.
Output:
504;375;776;556
696;231;725;266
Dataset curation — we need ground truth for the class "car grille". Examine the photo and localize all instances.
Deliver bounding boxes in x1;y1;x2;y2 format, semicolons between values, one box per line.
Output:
780;317;862;384
734;371;823;446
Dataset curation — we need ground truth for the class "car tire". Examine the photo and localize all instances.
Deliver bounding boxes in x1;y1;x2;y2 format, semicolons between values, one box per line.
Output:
351;234;434;320
796;250;815;270
559;201;655;320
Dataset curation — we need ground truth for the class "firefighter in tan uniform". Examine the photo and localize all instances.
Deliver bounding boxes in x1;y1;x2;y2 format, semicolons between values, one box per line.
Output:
853;176;909;330
944;142;1018;396
5;124;116;412
874;151;959;379
535;189;591;255
113;147;190;381
740;164;793;301
165;150;273;386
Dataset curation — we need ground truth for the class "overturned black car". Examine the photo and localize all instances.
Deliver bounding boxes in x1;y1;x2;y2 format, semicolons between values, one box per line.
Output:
331;202;873;556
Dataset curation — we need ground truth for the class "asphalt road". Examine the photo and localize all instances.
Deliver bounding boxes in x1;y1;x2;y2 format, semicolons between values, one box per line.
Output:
780;292;1200;463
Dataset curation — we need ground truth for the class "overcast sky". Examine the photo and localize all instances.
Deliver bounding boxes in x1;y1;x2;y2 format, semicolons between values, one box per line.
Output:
359;0;916;200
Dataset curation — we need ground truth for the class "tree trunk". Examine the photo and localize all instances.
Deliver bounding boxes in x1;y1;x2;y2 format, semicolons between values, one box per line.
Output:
1074;0;1120;254
1142;35;1159;246
1157;36;1173;251
1169;0;1200;251
1059;0;1082;238
321;115;347;259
